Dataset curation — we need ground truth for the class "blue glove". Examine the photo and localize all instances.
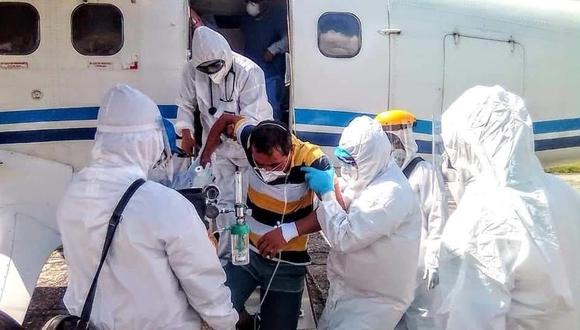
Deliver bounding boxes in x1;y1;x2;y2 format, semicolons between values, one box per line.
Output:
301;167;334;195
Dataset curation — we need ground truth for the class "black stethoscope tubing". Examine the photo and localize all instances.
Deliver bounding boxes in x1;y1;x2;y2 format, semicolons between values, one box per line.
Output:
208;67;236;115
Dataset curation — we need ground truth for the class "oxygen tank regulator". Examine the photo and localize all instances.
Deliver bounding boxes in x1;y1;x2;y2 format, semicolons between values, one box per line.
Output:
201;171;251;266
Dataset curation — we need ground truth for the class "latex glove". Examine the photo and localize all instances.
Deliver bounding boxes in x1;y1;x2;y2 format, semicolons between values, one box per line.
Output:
301;167;334;196
190;160;214;188
423;267;439;290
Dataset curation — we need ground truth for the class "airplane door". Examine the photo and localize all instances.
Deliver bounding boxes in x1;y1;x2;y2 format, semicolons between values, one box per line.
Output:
442;34;525;111
290;0;390;144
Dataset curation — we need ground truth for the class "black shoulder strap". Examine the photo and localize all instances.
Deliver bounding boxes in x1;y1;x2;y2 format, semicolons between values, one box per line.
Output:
402;157;425;179
77;178;146;329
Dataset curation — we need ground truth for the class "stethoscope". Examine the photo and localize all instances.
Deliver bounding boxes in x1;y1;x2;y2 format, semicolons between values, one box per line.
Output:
208;67;236;116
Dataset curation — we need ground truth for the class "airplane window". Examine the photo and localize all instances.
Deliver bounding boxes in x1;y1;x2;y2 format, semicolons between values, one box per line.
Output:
72;4;123;56
318;12;361;58
0;3;40;55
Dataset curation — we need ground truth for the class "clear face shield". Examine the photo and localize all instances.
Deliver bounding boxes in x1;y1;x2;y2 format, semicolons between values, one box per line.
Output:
148;118;176;186
382;123;414;168
334;146;358;183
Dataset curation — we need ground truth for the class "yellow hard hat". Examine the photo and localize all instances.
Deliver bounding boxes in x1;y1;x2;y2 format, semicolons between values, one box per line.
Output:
375;109;416;127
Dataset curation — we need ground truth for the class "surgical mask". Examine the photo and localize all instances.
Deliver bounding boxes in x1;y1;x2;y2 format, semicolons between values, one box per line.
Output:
259;169;287;183
392;148;406;168
256;154;290;183
246;2;260;16
209;67;228;84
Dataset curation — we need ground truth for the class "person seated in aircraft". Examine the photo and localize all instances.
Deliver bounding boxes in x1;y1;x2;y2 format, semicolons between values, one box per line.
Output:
241;0;288;122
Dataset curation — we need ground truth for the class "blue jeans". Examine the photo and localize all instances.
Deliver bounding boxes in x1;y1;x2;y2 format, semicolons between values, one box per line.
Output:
265;75;284;121
224;251;306;330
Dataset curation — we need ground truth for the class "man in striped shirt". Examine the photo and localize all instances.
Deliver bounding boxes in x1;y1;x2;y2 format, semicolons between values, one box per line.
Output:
201;114;343;330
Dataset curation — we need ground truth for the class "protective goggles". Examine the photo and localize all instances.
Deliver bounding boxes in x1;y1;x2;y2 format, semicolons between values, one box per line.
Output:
196;59;225;75
334;147;356;166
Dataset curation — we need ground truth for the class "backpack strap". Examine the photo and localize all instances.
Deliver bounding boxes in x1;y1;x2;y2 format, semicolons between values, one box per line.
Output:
402;157;425;179
76;178;146;329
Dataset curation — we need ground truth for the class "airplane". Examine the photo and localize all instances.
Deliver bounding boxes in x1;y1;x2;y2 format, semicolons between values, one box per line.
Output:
1;0;579;325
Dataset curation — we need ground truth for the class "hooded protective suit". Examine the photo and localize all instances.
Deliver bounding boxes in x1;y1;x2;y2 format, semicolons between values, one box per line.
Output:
175;26;272;264
439;85;580;329
57;85;238;330
377;111;447;330
316;116;422;330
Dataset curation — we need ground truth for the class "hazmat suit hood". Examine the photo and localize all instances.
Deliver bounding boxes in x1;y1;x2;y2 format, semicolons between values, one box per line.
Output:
442;85;543;189
191;26;234;84
91;84;168;179
441;85;575;316
339;116;392;200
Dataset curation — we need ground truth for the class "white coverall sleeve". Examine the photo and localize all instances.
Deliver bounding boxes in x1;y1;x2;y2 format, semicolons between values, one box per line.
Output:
237;66;273;123
162;202;238;330
419;163;447;270
316;193;407;253
267;35;289;55
175;64;197;135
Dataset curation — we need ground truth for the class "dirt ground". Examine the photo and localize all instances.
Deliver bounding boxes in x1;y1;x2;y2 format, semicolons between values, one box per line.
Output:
21;174;580;329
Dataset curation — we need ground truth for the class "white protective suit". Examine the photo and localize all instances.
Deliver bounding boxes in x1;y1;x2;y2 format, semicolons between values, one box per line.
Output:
175;26;272;264
317;116;423;330
393;127;447;330
57;85;238;330
439;85;580;329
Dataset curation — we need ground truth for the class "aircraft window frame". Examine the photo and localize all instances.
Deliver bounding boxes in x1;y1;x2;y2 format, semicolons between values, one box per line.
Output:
0;2;40;56
71;3;124;56
317;12;362;59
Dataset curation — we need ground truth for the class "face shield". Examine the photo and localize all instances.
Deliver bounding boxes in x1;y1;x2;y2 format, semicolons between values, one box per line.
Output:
335;146;358;183
383;125;414;168
375;110;417;169
148;118;176;186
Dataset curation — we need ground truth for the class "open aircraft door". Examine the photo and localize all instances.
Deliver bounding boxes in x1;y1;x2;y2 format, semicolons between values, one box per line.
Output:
289;0;391;147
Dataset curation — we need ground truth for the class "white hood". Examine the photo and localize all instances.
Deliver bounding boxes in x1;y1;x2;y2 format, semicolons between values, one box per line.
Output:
191;26;233;84
340;116;392;200
91;84;165;178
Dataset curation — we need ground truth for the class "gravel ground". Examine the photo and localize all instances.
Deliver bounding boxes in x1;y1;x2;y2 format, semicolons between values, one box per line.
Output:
21;174;580;328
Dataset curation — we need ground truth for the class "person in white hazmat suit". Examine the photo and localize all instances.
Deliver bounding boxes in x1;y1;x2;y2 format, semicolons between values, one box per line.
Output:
438;85;580;329
175;26;272;265
376;110;447;330
301;116;423;330
57;84;238;329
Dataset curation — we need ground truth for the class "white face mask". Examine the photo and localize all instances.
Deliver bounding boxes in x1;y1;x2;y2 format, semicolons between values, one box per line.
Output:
259;169;286;183
209;67;228;84
256;153;290;183
392;148;406;168
246;2;260;16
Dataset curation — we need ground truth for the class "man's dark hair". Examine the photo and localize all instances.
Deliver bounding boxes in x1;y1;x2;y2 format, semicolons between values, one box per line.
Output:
189;0;195;9
250;120;292;156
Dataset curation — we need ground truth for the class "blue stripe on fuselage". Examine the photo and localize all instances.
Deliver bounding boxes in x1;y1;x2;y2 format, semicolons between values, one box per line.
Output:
1;106;579;151
0;105;178;124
